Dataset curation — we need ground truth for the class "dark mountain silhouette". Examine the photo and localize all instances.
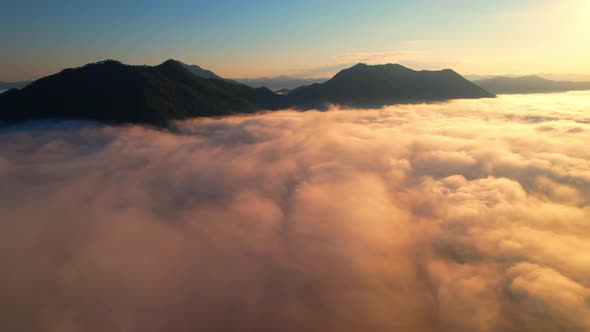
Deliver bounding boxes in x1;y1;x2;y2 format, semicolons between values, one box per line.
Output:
287;63;494;108
236;76;328;91
180;62;225;80
0;60;282;126
0;80;32;90
180;62;242;85
473;75;590;94
1;61;494;127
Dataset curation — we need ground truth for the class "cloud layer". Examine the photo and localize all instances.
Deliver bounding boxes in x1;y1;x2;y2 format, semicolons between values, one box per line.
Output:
1;92;589;332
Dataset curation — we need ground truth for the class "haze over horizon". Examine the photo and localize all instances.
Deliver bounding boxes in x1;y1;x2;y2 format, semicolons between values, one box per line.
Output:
1;0;589;81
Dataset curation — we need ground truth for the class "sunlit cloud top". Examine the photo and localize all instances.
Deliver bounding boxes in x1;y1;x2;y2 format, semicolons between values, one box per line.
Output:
1;92;590;331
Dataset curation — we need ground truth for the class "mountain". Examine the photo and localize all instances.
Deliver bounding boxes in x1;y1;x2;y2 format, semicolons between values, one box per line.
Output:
180;62;244;85
536;74;590;82
1;61;494;127
0;60;282;126
465;74;517;81
466;73;590;83
235;76;328;91
180;62;224;80
0;80;32;90
287;63;494;108
473;76;590;94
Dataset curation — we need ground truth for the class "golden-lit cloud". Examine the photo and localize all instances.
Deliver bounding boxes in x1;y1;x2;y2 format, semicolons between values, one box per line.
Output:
0;92;589;331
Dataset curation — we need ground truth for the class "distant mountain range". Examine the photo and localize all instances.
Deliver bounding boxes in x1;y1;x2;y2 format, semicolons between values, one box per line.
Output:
180;62;244;86
466;73;590;82
0;60;494;126
234;76;328;91
5;69;590;96
177;63;325;91
0;81;32;90
473;76;590;94
536;74;590;82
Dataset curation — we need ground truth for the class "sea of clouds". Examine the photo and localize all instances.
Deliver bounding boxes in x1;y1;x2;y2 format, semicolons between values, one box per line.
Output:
1;92;589;332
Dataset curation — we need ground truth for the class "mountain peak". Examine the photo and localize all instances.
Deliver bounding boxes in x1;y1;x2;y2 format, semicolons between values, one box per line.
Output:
159;59;183;67
94;59;123;66
0;60;281;127
288;63;494;108
331;63;413;82
384;63;410;69
345;63;412;73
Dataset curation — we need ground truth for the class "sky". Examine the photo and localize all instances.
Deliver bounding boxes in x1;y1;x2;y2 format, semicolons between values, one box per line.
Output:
1;0;589;81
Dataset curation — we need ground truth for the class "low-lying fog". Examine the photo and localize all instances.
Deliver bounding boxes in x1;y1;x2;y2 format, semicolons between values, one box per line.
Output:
1;92;589;332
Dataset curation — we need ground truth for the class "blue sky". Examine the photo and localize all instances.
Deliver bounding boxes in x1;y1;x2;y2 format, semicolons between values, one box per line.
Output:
1;0;589;80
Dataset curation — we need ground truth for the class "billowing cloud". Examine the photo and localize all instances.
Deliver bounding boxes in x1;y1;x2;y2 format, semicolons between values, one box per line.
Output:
0;92;589;332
